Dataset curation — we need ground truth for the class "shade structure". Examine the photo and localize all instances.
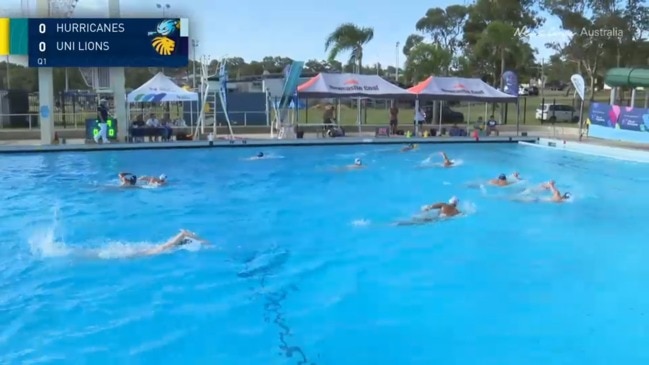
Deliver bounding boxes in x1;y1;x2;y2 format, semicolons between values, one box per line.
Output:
409;76;517;102
297;73;415;99
127;72;198;103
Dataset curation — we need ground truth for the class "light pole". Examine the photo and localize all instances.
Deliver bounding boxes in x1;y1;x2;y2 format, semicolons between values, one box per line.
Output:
191;39;199;89
156;3;170;16
5;56;9;89
395;42;400;82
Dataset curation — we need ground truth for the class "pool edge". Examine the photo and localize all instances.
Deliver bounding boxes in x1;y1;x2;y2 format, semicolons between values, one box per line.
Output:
0;136;539;154
519;138;649;163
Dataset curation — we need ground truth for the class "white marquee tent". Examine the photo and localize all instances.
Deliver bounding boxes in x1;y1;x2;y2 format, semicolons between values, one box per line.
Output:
127;72;198;103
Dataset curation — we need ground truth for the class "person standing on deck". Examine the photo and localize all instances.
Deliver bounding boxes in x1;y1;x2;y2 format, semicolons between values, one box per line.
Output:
389;100;399;135
94;99;110;144
414;107;425;136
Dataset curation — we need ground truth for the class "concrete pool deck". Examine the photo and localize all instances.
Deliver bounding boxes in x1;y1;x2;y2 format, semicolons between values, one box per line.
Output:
520;138;649;163
0;135;538;153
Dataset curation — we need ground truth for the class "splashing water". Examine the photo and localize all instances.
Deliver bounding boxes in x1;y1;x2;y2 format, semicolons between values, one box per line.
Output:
245;154;285;161
28;205;70;258
27;207;205;260
420;154;464;167
459;200;478;215
28;227;71;258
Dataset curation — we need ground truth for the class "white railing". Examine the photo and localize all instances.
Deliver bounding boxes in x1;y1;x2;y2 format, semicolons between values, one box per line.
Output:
0;111;270;129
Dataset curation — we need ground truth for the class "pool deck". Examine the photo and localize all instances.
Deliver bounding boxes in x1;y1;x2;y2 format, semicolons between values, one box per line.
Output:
0;135;538;154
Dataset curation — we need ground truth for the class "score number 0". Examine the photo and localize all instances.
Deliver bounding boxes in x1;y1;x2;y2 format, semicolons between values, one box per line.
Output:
36;23;47;65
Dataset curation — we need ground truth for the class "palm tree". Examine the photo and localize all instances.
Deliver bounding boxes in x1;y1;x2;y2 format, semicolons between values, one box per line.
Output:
324;23;374;73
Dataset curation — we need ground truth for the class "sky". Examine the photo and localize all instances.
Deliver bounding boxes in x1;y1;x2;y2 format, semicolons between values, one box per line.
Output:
2;0;572;67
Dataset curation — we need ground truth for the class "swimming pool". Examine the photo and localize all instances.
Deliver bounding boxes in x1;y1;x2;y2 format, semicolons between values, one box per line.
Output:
1;143;648;365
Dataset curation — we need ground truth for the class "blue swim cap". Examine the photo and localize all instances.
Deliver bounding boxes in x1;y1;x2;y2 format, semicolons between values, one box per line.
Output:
129;175;137;184
257;152;263;158
498;174;506;180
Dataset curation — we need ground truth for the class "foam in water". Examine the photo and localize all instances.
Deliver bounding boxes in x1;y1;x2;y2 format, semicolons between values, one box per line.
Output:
28;208;205;260
28;205;70;258
351;219;370;227
28;227;71;258
420;154;464;168
336;151;367;158
459;200;478;215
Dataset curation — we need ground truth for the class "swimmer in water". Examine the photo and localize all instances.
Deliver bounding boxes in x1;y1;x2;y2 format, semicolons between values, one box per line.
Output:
421;196;461;217
545;180;570;202
256;152;264;158
394;197;461;226
488;172;521;186
118;172;138;187
440;152;454;167
139;174;167;186
511;181;570;203
401;143;416;152
141;229;208;256
344;158;364;170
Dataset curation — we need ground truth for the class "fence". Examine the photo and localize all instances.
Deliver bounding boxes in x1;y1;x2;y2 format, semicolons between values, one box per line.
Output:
0;111;270;129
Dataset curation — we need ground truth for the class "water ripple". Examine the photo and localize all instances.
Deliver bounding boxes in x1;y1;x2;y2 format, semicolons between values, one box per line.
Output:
0;146;648;364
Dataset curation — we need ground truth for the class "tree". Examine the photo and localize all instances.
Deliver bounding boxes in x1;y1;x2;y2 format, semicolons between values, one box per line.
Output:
403;43;453;83
415;5;469;56
462;0;543;81
474;21;522;86
324;23;374;73
402;34;424;57
543;0;649;97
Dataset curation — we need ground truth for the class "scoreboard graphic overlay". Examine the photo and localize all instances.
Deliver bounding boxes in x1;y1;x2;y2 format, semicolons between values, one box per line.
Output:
0;18;189;67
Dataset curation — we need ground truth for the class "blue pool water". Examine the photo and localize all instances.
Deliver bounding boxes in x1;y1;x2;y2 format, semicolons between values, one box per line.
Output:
1;143;648;365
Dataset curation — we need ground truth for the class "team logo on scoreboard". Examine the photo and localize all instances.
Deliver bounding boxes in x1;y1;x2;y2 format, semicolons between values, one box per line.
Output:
148;19;180;56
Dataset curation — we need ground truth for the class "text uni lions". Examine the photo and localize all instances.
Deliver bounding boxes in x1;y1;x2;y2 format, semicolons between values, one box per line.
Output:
56;41;110;51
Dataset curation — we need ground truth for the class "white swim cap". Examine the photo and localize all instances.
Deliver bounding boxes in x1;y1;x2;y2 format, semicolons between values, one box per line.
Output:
159;174;167;180
448;196;459;204
354;158;361;165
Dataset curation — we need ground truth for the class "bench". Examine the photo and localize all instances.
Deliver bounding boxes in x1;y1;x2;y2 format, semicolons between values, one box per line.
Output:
295;123;344;138
128;127;193;142
129;127;166;142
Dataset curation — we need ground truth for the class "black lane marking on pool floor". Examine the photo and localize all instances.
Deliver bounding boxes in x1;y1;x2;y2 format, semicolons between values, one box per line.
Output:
239;248;318;365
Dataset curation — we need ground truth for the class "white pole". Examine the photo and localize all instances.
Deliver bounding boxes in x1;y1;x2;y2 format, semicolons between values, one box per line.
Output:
414;99;420;136
355;63;361;135
395;42;400;82
189;98;194;126
484;103;488;128
467;103;471;134
109;0;127;142
337;99;341;121
267;89;273;138
438;101;442;134
191;39;198;89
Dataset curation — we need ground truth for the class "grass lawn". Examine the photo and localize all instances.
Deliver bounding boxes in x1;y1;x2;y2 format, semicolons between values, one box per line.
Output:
295;90;644;126
43;89;643;128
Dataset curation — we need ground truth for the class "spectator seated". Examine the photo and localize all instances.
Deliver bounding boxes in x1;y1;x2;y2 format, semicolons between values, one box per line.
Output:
375;127;390;137
448;124;467;137
485;116;500;136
